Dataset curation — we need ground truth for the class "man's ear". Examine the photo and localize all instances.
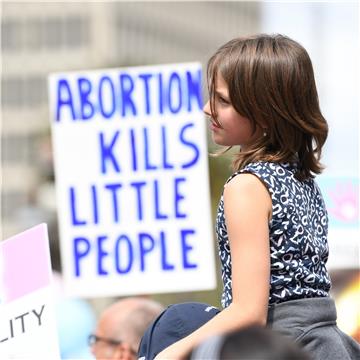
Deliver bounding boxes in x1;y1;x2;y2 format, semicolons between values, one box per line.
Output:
114;342;136;360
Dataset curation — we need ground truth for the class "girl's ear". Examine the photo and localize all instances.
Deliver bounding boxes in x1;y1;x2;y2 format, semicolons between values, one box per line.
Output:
256;120;268;137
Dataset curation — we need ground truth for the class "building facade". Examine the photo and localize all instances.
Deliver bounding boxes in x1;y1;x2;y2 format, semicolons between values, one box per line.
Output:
1;2;260;238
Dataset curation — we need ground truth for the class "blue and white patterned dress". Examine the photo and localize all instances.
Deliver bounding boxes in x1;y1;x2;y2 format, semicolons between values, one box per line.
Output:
216;161;331;308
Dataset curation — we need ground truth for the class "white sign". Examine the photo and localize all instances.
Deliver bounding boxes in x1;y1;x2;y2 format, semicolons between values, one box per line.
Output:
49;63;216;297
0;224;60;359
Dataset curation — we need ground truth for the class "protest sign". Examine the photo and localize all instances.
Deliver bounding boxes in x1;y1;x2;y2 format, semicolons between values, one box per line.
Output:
49;63;216;297
0;224;60;359
317;177;359;268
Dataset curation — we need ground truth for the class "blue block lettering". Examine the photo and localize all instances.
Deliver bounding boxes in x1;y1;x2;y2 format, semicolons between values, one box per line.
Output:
70;187;87;226
174;177;187;218
130;128;138;171
158;73;164;114
139;233;155;272
91;185;99;224
56;79;76;121
78;77;95;120
181;229;197;269
130;181;146;220
73;237;91;276
98;76;116;118
186;69;203;111
160;231;175;270
104;183;122;223
99;131;121;174
139;73;153;114
115;235;133;274
154;180;168;219
120;73;137;116
180;123;200;169
161;126;174;169
168;72;182;114
144;128;157;170
97;235;109;275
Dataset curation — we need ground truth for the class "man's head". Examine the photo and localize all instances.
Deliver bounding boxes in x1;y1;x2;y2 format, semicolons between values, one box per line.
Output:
138;302;220;360
190;325;310;360
90;297;164;360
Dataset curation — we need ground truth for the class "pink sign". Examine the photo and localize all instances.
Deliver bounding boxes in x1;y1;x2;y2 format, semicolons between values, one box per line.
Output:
0;224;60;359
0;224;51;303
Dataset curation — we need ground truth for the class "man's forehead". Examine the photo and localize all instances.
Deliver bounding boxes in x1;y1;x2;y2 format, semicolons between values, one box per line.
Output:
97;313;121;337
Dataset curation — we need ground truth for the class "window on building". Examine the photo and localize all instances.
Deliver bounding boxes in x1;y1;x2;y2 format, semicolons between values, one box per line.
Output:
1;15;90;52
65;16;89;48
1;76;47;108
1;77;24;107
1;19;23;51
25;19;42;50
1;190;28;218
1;133;39;164
43;17;64;48
26;76;47;107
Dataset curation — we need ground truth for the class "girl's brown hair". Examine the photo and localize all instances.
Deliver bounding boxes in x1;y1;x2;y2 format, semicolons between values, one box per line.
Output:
207;34;328;181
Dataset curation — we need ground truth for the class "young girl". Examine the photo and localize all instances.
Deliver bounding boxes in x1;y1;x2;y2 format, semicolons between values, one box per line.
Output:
155;34;359;359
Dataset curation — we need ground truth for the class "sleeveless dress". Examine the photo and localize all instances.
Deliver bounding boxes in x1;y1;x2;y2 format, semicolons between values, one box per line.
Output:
216;161;332;308
215;161;360;359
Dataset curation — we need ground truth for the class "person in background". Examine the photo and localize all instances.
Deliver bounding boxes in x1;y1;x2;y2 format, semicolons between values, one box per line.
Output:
89;297;164;360
190;325;310;360
138;302;220;360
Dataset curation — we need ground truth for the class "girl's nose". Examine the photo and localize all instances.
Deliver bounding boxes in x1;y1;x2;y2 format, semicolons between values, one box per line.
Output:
203;100;211;116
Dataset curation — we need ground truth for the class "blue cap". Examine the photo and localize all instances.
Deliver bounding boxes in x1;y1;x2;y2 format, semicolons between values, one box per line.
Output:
138;302;220;360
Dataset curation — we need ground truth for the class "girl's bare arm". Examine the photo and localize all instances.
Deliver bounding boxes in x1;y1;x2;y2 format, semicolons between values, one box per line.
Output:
155;173;272;359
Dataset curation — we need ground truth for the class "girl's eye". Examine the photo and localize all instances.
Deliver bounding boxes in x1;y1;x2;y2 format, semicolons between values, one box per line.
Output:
219;97;230;105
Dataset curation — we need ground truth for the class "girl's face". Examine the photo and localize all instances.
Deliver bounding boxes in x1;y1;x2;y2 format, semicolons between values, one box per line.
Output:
203;73;262;149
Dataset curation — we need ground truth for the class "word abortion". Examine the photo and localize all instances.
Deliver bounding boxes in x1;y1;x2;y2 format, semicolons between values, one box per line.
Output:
55;69;202;121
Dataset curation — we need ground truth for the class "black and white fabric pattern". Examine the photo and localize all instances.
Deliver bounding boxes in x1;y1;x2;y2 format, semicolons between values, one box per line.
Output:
216;161;331;308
